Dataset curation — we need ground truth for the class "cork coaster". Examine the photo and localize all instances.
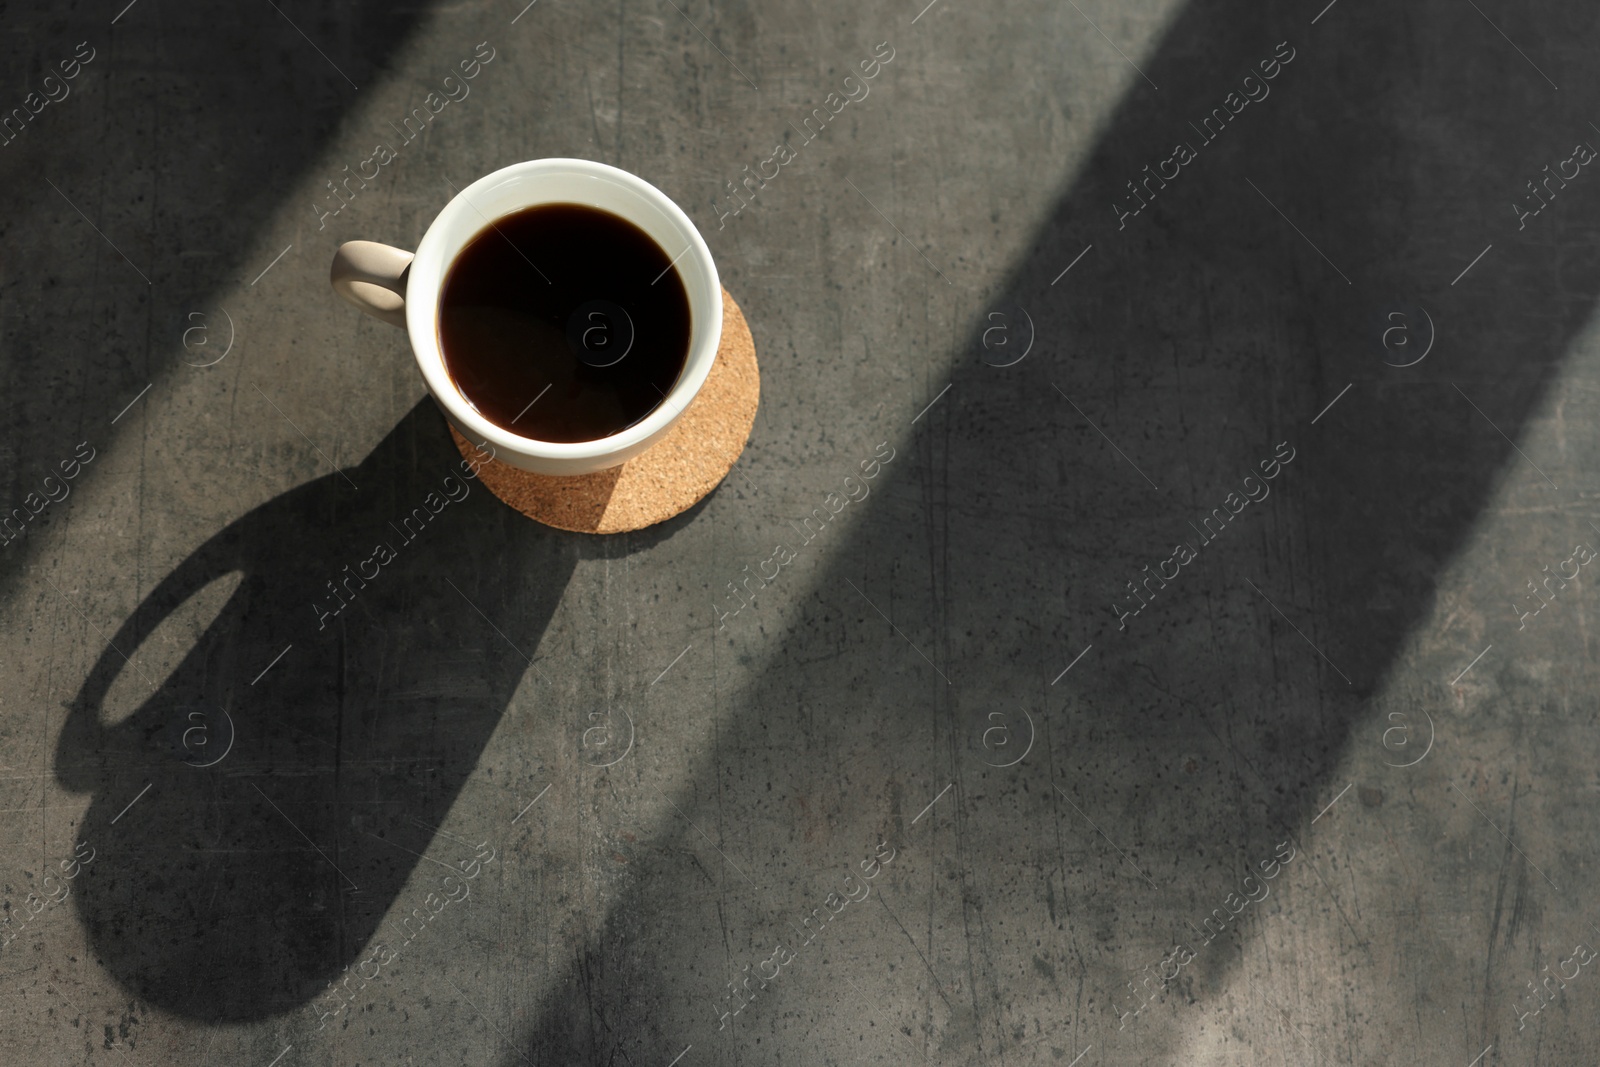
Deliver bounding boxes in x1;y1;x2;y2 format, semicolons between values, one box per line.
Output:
450;288;758;533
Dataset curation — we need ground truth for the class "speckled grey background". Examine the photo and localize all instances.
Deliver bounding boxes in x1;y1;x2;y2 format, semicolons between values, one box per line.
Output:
2;0;1599;1063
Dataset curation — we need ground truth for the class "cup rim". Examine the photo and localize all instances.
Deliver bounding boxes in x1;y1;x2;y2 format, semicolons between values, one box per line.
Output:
405;158;722;461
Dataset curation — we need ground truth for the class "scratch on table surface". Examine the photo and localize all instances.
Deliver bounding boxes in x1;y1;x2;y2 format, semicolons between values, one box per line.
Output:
875;885;954;1012
1292;840;1372;959
1481;775;1532;1045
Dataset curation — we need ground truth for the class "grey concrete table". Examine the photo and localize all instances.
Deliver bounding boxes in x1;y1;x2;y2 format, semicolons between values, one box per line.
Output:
3;0;1599;1063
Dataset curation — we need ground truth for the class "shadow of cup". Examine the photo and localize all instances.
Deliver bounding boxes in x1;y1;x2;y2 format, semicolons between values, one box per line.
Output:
52;400;584;1022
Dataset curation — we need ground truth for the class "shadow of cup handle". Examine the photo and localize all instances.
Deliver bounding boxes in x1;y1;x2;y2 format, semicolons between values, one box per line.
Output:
55;534;242;793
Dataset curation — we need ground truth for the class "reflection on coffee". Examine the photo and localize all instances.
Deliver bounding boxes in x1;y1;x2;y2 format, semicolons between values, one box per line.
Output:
437;203;692;443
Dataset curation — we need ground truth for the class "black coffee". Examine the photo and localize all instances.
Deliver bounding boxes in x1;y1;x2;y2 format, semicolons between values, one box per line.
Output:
437;203;693;443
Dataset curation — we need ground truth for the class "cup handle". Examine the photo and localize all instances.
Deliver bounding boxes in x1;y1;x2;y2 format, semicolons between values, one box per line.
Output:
330;241;414;329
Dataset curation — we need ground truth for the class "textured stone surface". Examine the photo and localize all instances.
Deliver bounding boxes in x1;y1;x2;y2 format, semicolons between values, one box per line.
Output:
5;0;1600;1064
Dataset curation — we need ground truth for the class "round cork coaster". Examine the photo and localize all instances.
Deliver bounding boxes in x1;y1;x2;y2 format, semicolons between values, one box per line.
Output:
449;288;758;533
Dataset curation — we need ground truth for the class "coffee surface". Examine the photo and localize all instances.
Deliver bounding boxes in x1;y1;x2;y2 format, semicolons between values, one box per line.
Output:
438;203;692;442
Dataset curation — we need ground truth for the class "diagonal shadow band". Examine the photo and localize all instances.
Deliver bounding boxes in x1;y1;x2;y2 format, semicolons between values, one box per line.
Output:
0;0;440;595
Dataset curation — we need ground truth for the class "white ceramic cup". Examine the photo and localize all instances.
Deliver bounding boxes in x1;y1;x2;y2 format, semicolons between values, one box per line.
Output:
330;158;722;475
